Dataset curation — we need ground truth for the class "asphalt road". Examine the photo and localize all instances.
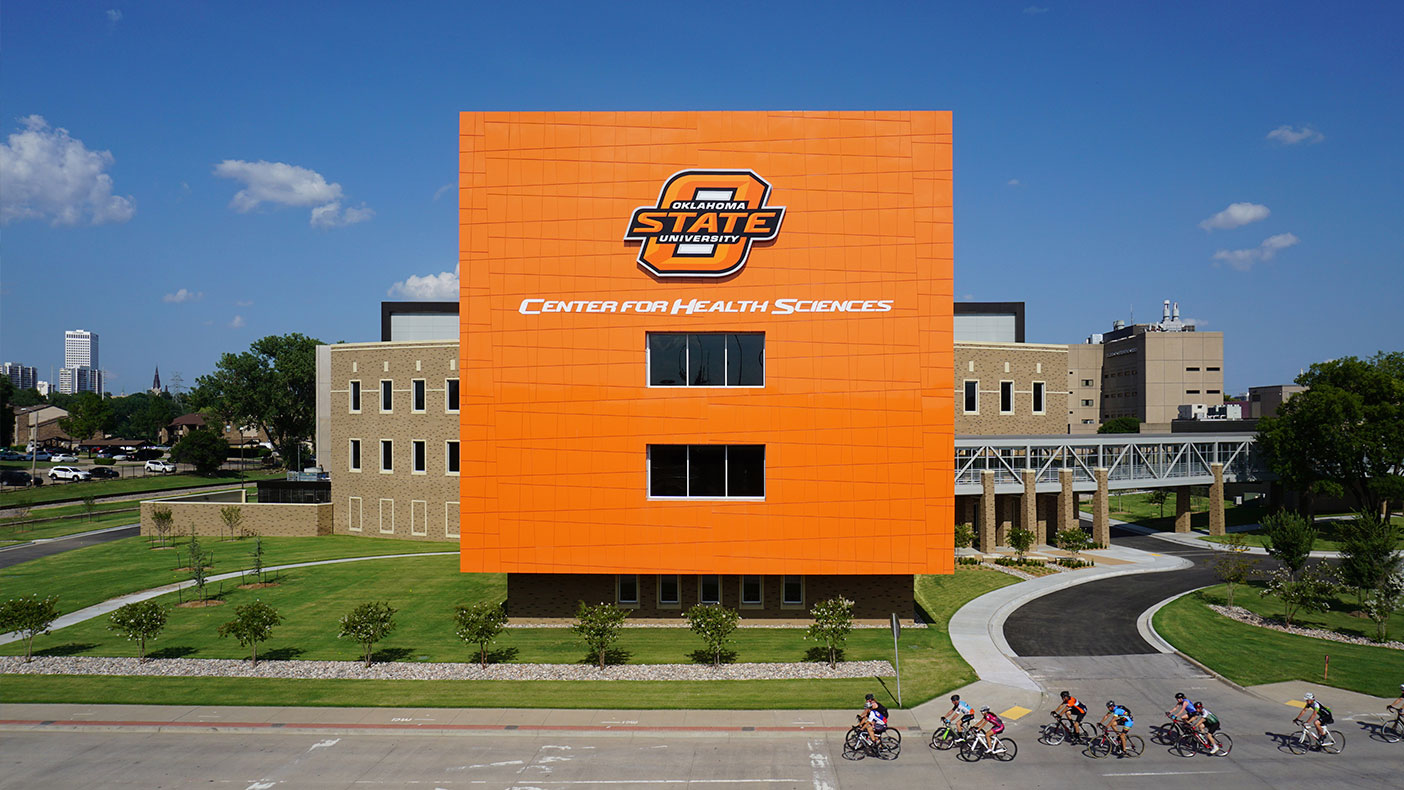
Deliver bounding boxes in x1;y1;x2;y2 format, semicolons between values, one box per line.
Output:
0;524;138;570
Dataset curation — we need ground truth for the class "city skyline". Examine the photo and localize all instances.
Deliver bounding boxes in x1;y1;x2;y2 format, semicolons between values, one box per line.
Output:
1;2;1401;394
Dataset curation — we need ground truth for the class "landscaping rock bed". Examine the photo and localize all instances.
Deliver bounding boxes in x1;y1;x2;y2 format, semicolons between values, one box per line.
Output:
1209;604;1404;651
0;655;894;682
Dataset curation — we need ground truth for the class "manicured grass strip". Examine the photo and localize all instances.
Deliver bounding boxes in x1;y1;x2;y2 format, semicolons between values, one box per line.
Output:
0;510;139;543
1201;517;1404;551
0;674;890;710
0;535;455;616
1082;490;1266;532
0;472;280;508
1152;587;1401;698
1180;582;1403;644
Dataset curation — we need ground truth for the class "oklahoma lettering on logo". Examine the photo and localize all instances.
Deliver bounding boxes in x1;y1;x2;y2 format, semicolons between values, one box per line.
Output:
624;169;785;278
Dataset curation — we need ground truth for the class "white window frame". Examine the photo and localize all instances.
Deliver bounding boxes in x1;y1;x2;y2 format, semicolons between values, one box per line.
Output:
411;379;426;413
348;438;361;473
348;496;363;532
379;498;394;534
645;332;766;389
656;574;681;609
380;379;393;413
445;378;460;414
698;574;721;605
739;574;763;609
646;445;765;501
445;440;460;476
1032;381;1046;415
962;379;979;415
411;440;427;475
410;499;427;536
615;574;640;608
999;380;1014;414
445;501;460;539
781;575;805;609
380;439;393;474
349;379;361;413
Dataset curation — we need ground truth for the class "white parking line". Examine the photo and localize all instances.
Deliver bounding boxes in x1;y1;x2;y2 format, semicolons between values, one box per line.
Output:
507;781;802;786
1102;771;1230;777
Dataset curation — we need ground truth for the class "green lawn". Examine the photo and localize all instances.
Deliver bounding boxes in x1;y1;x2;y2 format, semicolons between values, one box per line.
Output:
0;472;279;508
1084;490;1266;531
1201;516;1404;551
0;535;456;616
1153;586;1402;697
0;508;139;544
0;563;1017;709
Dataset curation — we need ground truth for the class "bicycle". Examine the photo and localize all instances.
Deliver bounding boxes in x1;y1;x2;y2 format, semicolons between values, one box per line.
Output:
1287;719;1343;754
1173;724;1232;757
1377;708;1403;744
930;716;977;751
844;724;902;760
1039;712;1092;746
958;729;1017;762
1087;723;1144;758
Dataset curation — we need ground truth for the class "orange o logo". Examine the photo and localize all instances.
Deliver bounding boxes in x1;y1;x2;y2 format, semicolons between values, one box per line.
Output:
624;170;785;278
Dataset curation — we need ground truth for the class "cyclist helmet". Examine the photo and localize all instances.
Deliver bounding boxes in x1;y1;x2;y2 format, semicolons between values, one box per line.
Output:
1106;700;1116;709
1174;692;1186;700
951;694;961;702
1060;690;1070;700
865;693;875;701
1303;692;1315;701
979;706;990;713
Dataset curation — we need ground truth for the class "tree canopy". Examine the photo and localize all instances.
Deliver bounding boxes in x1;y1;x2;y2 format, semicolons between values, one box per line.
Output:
1258;351;1404;515
57;392;115;442
193;333;321;464
1097;416;1141;434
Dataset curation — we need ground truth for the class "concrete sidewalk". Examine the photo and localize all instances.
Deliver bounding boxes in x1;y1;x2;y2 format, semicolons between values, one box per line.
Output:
1111;516;1346;557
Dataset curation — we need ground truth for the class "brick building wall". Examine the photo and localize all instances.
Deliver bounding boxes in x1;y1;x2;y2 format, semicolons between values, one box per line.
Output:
954;342;1070;436
140;498;332;538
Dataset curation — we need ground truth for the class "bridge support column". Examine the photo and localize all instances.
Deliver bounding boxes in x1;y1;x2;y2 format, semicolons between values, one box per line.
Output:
1209;462;1226;536
1021;470;1038;545
980;470;997;552
1175;485;1193;533
1093;467;1110;547
1057;468;1076;535
998;496;1015;547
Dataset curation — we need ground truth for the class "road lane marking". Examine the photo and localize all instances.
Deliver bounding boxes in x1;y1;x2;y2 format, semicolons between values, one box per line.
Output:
1286;700;1307;708
1000;706;1032;720
307;738;340;751
508;782;802;786
1102;771;1230;777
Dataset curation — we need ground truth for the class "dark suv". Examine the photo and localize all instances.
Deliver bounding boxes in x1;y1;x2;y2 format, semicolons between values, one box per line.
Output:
0;469;41;487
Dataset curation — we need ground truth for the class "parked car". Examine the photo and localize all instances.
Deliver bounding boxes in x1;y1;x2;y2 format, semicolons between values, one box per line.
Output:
87;466;121;479
0;450;22;461
49;453;79;463
144;460;176;473
22;451;53;462
49;466;92;482
111;454;130;461
0;469;41;487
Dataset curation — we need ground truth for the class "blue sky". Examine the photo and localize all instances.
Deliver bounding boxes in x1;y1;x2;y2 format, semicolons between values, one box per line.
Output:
1;1;1400;396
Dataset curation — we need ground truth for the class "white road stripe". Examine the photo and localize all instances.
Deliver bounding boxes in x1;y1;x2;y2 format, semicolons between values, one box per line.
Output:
507;781;802;786
1102;771;1230;777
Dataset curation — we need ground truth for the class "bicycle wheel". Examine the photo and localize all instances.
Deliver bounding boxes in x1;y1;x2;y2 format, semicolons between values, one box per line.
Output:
1286;731;1309;755
1125;735;1145;757
995;737;1017;762
1088;736;1110;759
1173;732;1199;758
843;729;862;759
1041;723;1066;746
1384;718;1404;744
879;730;902;760
1321;731;1343;754
1075;721;1095;744
1211;731;1233;756
1150;724;1174;746
957;740;979;762
930;727;956;751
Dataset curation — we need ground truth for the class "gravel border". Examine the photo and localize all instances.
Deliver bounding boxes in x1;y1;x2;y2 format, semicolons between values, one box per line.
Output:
1209;605;1404;651
0;655;894;682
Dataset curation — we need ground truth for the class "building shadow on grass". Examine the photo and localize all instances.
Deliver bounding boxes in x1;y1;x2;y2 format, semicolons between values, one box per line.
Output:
370;647;417;663
687;648;738;665
147;646;198;660
33;642;99;657
260;646;306;661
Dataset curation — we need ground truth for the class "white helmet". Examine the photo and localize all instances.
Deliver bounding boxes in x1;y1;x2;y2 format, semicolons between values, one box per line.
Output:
1303;692;1315;701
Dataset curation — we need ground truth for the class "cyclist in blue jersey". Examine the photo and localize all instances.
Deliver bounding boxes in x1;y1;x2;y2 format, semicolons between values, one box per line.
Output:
945;694;975;735
1101;700;1134;754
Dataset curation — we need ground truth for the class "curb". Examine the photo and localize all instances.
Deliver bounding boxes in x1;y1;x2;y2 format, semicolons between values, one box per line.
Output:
1137;586;1248;693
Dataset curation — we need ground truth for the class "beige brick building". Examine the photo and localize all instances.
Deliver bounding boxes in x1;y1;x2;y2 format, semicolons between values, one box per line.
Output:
1066;343;1104;433
954;342;1069;436
317;340;460;542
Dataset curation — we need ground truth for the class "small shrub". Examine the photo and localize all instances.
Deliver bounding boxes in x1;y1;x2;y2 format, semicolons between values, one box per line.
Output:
217;601;282;666
1261;564;1338;627
338;601;398;668
1007;526;1035;560
94;457;116;466
1055;527;1094;561
685;603;740;666
956;556;982;566
219;505;244;542
805;596;854;668
572;601;629;670
454;601;508;668
0;594;60;662
995;557;1046;568
107;601;167;662
1211;533;1259;607
150;506;173;547
1054;557;1092;568
953;522;975;551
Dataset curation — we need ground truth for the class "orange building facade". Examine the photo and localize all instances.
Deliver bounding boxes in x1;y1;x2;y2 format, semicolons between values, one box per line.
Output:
459;111;954;619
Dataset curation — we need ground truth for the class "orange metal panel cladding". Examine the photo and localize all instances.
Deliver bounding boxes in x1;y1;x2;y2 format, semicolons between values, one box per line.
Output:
459;111;953;576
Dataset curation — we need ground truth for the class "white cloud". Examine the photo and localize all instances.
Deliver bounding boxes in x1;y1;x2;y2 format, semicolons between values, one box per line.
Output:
0;115;136;226
1199;202;1270;231
163;288;203;303
1267;125;1324;145
229;315;246;329
212;159;371;228
432;183;454;201
235;299;254;307
1213;232;1299;271
388;264;459;300
1007;178;1021;186
1024;6;1049;14
106;9;122;23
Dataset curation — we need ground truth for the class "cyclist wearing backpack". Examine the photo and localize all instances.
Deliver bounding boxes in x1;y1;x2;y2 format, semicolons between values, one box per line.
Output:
857;693;889;750
1054;690;1088;727
1389;684;1403;716
1188;701;1221;754
945;694;975;734
1102;700;1134;754
1294;692;1334;746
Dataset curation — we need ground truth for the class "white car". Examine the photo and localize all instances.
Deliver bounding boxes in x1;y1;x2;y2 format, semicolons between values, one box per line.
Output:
49;453;78;463
49;466;92;482
144;460;176;473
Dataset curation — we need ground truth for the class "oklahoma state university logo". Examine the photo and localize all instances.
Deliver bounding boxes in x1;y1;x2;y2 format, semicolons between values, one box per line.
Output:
625;169;785;278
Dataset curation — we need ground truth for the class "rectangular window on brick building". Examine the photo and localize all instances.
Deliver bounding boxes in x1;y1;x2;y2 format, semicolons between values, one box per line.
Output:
648;333;764;387
782;575;804;607
1033;382;1046;414
349;380;361;412
446;441;459;475
412;379;426;412
1000;380;1014;413
741;575;762;607
445;378;459;412
380;440;393;472
349;439;361;472
380;380;392;412
616;574;639;606
648;445;765;499
699;574;721;604
963;380;978;413
412;440;426;473
658;575;680;606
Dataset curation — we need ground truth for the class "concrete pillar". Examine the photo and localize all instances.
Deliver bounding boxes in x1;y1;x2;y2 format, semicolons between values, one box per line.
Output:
997;496;1015;547
1174;485;1193;533
980;470;997;552
1093;468;1110;547
1021;470;1038;545
1209;462;1226;536
1057;468;1075;534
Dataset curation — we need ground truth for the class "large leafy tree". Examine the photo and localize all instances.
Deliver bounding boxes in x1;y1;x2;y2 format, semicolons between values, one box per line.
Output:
57;391;115;443
1097;416;1141;434
170;428;229;475
194;333;322;464
1258;352;1404;516
0;377;13;446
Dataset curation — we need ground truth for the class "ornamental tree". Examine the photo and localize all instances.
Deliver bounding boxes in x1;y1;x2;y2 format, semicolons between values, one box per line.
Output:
339;601;397;668
1007;526;1035;561
806;596;854;668
0;594;60;662
108;601;168;662
217;601;282;666
686;603;740;666
572;601;629;671
1262;510;1316;578
454;601;508;668
1210;533;1259;608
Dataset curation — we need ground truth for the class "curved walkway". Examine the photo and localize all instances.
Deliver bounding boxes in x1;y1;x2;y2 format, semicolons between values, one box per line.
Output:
0;551;457;646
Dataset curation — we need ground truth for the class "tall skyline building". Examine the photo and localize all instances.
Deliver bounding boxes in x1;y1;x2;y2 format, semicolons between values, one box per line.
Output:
2;362;38;390
58;329;103;395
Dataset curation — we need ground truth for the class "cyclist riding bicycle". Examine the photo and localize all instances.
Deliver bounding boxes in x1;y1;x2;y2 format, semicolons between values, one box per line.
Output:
1168;691;1198;723
1188;701;1221;754
1101;700;1134;754
1054;690;1088;727
857;693;889;748
1293;692;1334;746
1389;683;1404;716
975;705;1006;754
945;694;975;734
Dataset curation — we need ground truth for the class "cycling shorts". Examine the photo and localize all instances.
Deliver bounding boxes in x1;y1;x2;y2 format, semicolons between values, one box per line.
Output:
1069;709;1086;721
1206;720;1220;734
1318;711;1333;725
1118;717;1134;729
990;722;1004;735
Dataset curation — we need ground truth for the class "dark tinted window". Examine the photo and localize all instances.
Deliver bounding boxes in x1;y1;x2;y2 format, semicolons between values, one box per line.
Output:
649;334;688;386
413;380;426;411
727;334;764;386
446;441;459;473
617;574;638;604
700;575;720;604
381;440;393;471
726;445;765;497
783;575;803;605
1033;382;1045;413
649;445;688;497
446;379;459;411
349;439;360;470
658;575;680;604
413;441;426;472
741;575;762;605
1000;381;1013;412
350;380;361;411
963;380;977;413
688;334;726;386
381;380;392;411
689;445;727;496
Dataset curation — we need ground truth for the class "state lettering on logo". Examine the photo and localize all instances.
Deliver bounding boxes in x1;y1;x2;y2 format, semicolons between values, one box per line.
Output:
624;169;786;278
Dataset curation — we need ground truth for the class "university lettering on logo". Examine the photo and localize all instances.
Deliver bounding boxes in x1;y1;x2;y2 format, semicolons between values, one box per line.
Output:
624;169;785;278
